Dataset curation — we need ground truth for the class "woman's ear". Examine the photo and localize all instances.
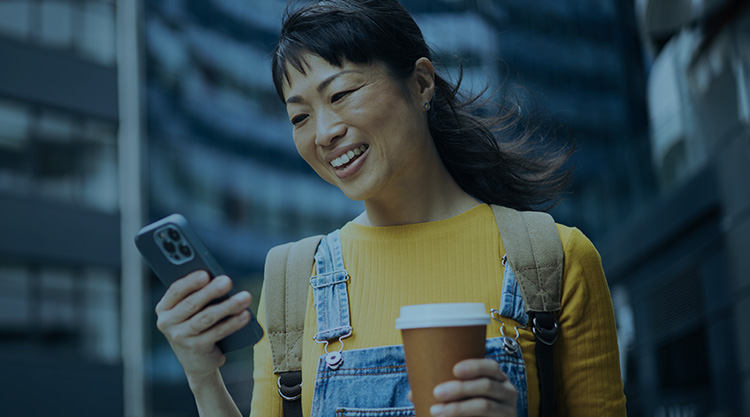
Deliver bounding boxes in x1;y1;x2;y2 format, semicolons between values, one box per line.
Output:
413;57;435;105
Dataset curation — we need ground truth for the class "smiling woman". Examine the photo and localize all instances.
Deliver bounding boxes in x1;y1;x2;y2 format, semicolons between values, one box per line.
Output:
152;1;627;417
281;55;448;212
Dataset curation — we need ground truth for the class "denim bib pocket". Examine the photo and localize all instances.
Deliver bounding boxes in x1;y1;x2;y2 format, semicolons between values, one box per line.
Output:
312;346;414;417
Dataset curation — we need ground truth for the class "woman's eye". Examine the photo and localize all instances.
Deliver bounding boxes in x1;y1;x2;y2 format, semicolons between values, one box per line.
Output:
291;114;308;125
331;90;353;103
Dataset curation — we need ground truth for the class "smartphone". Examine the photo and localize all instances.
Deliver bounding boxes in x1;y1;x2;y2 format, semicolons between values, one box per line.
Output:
134;213;264;352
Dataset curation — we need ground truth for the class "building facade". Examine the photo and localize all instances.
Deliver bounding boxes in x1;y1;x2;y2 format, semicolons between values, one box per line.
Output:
0;1;123;416
601;0;750;415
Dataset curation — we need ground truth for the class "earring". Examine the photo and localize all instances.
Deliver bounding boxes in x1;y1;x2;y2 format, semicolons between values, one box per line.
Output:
423;102;431;111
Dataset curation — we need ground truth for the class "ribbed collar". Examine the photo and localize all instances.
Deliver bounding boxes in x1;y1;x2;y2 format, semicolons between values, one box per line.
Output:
340;203;491;241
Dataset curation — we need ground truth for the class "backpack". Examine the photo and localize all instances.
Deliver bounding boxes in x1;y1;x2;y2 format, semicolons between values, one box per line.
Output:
262;205;563;417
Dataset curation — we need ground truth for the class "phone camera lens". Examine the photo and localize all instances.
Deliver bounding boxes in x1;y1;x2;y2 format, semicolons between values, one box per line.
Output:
162;240;176;253
167;228;180;241
179;244;192;257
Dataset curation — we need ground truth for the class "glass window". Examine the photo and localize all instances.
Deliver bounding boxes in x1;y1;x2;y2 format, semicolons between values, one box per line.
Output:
81;140;119;212
34;110;78;203
0;1;32;40
39;0;74;48
82;119;117;144
75;1;116;65
81;120;119;212
82;267;120;363
0;99;32;149
37;109;75;141
0;99;32;194
0;264;121;361
0;266;32;329
657;326;710;391
0;104;119;211
38;268;77;331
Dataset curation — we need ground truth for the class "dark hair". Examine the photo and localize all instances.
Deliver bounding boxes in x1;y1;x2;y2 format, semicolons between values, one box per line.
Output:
272;0;573;211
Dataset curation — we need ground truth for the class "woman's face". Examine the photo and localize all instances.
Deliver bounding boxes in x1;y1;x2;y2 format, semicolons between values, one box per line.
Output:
282;53;435;202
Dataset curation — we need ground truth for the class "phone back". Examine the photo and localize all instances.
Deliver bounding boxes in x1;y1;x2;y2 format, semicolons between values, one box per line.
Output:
135;213;223;287
135;213;264;352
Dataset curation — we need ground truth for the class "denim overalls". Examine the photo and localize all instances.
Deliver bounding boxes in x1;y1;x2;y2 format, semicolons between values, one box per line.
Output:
308;230;531;417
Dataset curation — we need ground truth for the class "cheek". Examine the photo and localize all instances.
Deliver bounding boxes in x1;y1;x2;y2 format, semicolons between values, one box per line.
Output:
293;128;315;160
293;129;334;180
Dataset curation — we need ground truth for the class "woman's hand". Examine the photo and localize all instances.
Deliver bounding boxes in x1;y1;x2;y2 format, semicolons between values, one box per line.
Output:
429;359;518;417
155;270;253;381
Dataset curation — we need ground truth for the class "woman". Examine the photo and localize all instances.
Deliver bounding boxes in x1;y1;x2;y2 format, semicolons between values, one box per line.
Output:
154;1;627;416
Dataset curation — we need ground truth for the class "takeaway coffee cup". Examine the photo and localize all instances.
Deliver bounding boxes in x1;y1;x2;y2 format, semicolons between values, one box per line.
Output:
396;303;490;417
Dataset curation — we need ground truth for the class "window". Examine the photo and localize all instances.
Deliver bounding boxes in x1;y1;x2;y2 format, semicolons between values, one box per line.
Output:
0;266;32;331
0;0;116;66
0;1;31;40
82;267;120;363
0;99;32;191
657;326;710;391
0;99;31;148
39;0;74;48
0;263;121;362
0;97;119;212
75;0;116;65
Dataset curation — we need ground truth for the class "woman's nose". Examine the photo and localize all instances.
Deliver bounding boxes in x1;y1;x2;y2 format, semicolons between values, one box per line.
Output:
315;110;347;147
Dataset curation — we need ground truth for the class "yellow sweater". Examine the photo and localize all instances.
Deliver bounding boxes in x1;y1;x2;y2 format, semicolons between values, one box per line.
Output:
250;204;626;416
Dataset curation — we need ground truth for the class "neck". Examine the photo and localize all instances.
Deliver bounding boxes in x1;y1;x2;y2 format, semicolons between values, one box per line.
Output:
355;163;481;227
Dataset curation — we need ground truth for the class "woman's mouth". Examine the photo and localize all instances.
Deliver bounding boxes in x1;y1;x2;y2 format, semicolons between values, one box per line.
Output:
330;145;369;169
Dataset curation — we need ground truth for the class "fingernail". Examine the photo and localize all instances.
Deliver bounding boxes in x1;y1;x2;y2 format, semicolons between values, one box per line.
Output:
430;404;444;416
236;291;250;302
433;384;448;399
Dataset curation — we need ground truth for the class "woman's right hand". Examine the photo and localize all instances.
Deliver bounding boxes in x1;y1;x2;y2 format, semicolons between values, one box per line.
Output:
155;270;253;380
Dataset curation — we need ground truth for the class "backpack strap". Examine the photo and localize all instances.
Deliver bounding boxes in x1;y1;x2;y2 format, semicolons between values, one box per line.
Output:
490;205;563;417
264;235;323;417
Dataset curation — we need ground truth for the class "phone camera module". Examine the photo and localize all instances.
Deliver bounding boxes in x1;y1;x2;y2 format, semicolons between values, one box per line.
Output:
154;224;194;265
163;240;176;253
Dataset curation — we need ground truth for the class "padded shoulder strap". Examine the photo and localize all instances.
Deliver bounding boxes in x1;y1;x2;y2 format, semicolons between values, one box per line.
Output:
264;235;323;373
490;205;563;313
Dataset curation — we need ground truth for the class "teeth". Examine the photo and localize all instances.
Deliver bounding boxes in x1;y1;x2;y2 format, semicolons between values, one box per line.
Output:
331;145;368;168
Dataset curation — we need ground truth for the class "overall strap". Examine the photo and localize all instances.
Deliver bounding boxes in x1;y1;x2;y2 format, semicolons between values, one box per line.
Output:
264;234;323;417
310;230;353;354
490;205;563;417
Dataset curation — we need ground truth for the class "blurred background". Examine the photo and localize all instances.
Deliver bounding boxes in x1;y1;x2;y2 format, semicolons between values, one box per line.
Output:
0;0;747;416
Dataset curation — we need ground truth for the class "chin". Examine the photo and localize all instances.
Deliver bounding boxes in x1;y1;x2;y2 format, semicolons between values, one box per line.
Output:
340;189;368;202
337;182;377;202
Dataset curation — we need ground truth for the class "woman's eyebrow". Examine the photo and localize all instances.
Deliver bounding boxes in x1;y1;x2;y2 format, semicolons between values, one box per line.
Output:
316;70;360;92
286;70;362;104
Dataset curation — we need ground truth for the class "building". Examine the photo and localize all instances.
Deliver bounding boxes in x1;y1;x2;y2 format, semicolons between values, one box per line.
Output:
0;1;123;416
600;0;750;415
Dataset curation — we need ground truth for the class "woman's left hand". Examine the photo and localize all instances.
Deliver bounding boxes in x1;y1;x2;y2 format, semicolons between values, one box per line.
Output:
429;358;518;417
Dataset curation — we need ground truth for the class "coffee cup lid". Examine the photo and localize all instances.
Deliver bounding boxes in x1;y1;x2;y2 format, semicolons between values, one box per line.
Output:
395;303;490;329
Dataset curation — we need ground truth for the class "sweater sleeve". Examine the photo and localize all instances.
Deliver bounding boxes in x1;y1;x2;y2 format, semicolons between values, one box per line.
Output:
554;226;627;416
249;285;284;417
